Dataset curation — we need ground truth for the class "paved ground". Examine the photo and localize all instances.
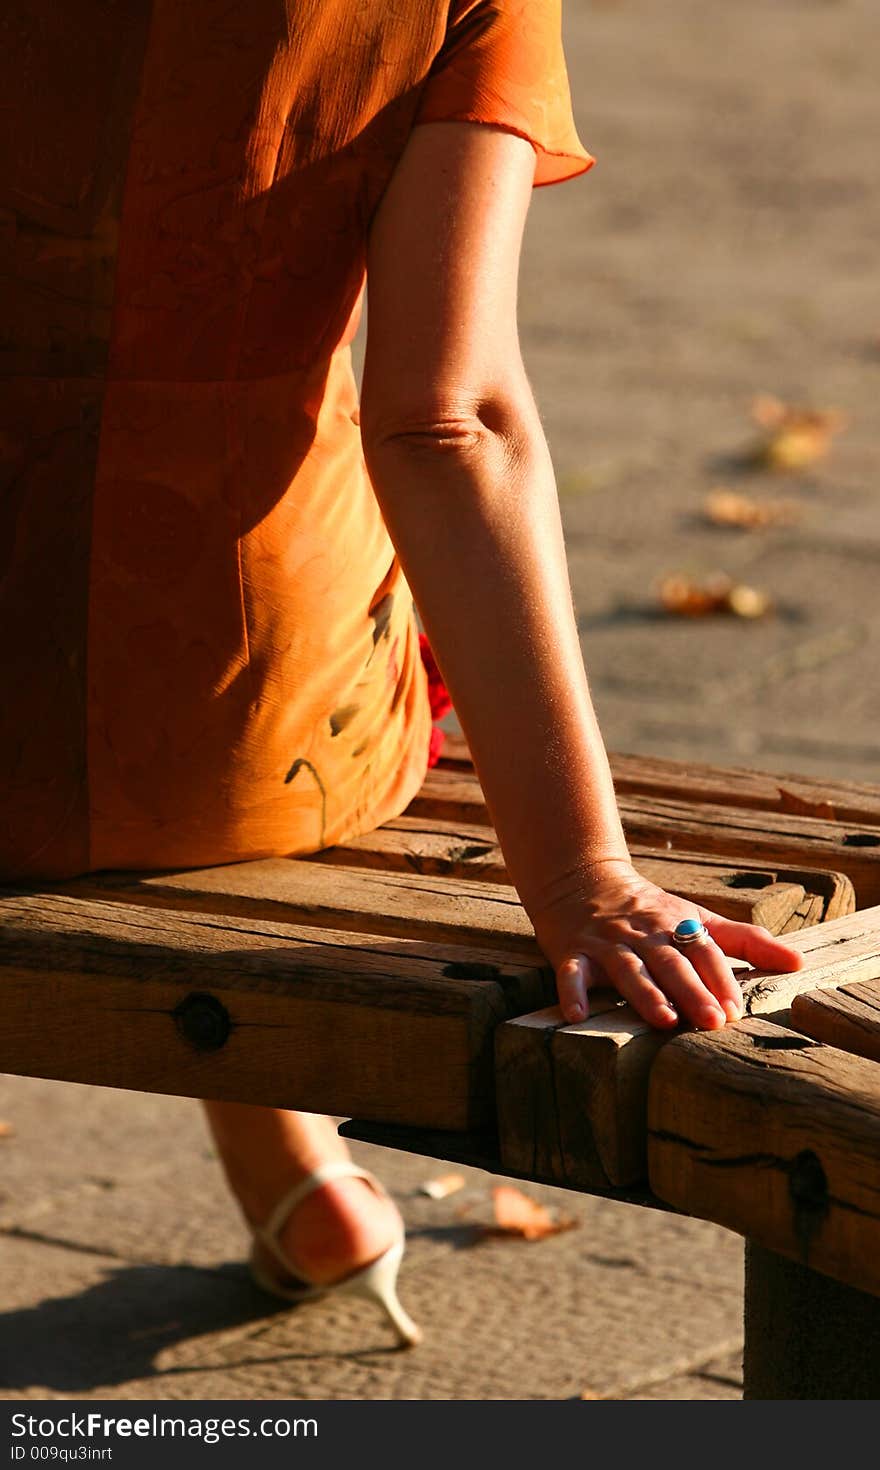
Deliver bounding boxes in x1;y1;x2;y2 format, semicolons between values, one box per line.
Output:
0;1079;744;1402
1;0;877;1402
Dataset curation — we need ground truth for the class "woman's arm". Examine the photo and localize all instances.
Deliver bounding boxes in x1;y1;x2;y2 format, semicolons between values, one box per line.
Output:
360;121;803;1028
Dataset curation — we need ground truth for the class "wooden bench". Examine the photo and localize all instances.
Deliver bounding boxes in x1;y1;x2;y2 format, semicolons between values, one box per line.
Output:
4;733;880;1398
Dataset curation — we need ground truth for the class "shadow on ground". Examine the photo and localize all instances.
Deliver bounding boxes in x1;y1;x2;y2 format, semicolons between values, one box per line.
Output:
0;1258;399;1393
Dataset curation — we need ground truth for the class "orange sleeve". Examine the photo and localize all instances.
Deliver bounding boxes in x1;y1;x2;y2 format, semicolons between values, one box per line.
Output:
413;0;595;187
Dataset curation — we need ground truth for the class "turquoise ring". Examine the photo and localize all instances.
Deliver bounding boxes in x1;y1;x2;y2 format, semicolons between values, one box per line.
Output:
672;917;709;947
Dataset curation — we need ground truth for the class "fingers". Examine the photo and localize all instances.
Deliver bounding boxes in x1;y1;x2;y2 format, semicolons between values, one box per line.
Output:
558;933;743;1031
597;948;682;1028
702;915;805;972
556;951;678;1028
556;955;593;1024
641;935;743;1027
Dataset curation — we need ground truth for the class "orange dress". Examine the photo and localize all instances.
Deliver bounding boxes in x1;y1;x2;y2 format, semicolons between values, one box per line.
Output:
0;0;593;883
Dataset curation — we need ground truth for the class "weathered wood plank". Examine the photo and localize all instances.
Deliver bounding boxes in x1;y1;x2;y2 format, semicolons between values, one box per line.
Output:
46;859;544;959
440;732;880;827
741;905;880;1017
673;870;850;928
45;854;850;954
308;814;504;879
0;891;554;1129
743;1241;880;1400
647;1016;880;1298
403;777;880;905
614;794;880;907
495;1000;667;1189
612;755;880;828
494;905;880;1190
791;979;880;1064
778;891;825;934
306;821;852;924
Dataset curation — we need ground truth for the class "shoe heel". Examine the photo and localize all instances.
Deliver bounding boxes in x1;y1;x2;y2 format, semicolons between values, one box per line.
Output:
340;1239;422;1347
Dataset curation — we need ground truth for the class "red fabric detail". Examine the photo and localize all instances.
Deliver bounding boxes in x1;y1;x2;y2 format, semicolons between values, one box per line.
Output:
427;724;446;768
419;632;453;767
419;632;453;720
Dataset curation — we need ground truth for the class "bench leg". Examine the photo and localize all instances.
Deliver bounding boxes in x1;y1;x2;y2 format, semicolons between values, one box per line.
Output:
743;1240;880;1399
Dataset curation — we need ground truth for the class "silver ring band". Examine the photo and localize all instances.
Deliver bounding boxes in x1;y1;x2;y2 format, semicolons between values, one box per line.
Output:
671;919;710;947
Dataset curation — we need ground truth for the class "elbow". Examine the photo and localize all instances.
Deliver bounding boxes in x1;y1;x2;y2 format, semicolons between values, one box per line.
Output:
366;414;491;462
360;396;532;469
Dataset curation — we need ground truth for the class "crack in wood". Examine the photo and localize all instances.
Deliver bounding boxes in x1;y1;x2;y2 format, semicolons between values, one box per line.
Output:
543;1023;572;1187
749;1034;819;1051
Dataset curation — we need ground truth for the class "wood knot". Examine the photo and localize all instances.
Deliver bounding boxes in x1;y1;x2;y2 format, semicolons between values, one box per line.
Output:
788;1149;828;1210
173;992;232;1052
788;1149;829;1258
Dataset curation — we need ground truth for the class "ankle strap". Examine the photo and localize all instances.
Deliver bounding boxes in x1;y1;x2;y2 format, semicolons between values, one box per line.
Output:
260;1161;388;1245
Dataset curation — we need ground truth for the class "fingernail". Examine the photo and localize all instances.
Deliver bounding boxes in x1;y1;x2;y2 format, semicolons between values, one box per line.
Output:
723;1000;743;1023
659;1005;678;1026
567;1003;585;1023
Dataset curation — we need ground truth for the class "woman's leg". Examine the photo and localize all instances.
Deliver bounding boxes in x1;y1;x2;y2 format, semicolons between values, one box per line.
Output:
201;1100;402;1286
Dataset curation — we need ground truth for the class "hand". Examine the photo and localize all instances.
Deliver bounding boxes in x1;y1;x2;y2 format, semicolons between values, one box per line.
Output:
526;860;806;1031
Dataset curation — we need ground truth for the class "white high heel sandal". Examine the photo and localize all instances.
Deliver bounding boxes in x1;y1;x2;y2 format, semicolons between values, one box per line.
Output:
248;1160;422;1348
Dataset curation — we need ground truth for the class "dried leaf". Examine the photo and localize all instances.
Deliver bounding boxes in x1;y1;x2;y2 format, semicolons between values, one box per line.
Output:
658;573;771;619
703;488;803;530
419;1172;466;1200
488;1184;578;1242
0;1121;15;1139
750;394;789;429
748;396;849;471
658;571;732;616
725;583;772;618
760;428;832;472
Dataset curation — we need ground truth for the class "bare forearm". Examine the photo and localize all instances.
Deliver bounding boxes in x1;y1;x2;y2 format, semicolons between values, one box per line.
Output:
356;121;804;1034
363;398;630;918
